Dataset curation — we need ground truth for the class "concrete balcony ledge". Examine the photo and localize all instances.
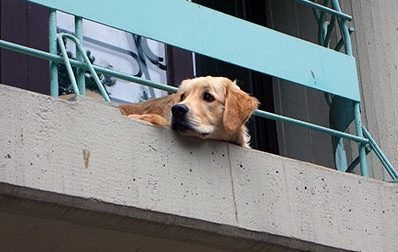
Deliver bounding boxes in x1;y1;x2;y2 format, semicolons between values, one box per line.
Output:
0;84;397;252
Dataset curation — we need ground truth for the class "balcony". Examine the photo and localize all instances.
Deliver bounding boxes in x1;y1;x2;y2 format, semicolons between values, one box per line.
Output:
1;83;398;251
1;0;398;251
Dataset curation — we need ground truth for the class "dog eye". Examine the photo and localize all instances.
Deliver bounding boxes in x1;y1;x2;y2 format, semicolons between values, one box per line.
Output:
203;92;215;102
180;93;185;101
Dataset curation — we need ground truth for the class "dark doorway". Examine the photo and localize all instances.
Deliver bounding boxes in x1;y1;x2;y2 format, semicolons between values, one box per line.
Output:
167;0;279;154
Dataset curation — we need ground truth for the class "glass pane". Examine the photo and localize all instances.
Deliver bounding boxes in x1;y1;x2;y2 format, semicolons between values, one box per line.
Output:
57;11;168;103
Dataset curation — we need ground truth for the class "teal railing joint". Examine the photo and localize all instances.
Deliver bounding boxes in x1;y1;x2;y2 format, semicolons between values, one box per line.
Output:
57;32;111;102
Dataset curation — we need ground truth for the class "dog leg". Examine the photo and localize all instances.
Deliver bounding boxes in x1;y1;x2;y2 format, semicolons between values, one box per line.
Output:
127;114;169;126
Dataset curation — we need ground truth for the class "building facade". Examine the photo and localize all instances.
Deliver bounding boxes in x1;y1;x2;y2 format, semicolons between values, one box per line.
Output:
0;0;397;251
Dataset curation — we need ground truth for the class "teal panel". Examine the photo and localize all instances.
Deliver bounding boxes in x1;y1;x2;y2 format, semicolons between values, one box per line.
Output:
28;0;360;101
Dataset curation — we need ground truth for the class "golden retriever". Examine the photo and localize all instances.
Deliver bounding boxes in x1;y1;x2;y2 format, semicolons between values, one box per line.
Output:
119;76;259;147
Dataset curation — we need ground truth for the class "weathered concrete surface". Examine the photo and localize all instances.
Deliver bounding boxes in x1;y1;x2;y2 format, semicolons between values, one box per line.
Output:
0;84;397;251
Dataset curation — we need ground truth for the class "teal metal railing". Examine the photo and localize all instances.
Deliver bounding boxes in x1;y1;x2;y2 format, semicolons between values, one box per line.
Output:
0;0;396;181
56;32;110;101
305;0;397;180
307;0;366;175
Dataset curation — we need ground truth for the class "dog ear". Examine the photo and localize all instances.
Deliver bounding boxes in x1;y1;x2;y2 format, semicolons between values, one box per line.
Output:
223;86;259;133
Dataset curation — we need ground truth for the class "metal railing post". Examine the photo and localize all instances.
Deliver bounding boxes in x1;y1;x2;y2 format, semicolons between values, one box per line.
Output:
331;0;368;176
341;20;368;176
354;102;368;177
331;0;352;55
48;9;58;97
75;16;85;96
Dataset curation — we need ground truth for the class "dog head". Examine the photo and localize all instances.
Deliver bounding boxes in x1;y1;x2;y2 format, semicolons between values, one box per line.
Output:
171;76;259;147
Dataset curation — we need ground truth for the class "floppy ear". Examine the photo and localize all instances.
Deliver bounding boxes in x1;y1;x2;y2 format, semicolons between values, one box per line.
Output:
223;86;259;133
179;78;192;89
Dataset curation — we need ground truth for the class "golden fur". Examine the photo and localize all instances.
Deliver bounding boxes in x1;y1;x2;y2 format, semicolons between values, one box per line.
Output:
119;76;259;147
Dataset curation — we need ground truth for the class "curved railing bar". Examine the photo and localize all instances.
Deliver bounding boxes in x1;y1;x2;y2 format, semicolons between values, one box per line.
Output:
57;33;111;102
293;0;352;21
323;15;336;47
362;126;398;180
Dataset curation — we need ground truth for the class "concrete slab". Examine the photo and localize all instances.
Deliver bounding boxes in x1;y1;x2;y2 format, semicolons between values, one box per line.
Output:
0;84;236;226
1;84;397;251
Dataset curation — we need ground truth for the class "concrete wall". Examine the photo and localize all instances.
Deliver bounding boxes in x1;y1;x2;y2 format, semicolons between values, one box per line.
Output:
1;84;397;251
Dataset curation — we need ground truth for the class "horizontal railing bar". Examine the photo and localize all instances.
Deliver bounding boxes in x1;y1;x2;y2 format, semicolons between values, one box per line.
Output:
0;39;178;93
0;38;368;144
94;64;178;93
293;0;352;21
253;110;368;144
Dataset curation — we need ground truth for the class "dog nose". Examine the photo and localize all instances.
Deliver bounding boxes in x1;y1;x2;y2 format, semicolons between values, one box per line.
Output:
171;104;189;117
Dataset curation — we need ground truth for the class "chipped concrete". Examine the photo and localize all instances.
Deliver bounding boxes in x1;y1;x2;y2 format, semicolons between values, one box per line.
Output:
0;84;397;251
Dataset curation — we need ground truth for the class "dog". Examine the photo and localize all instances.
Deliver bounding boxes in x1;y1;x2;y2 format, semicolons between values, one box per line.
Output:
119;76;259;147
